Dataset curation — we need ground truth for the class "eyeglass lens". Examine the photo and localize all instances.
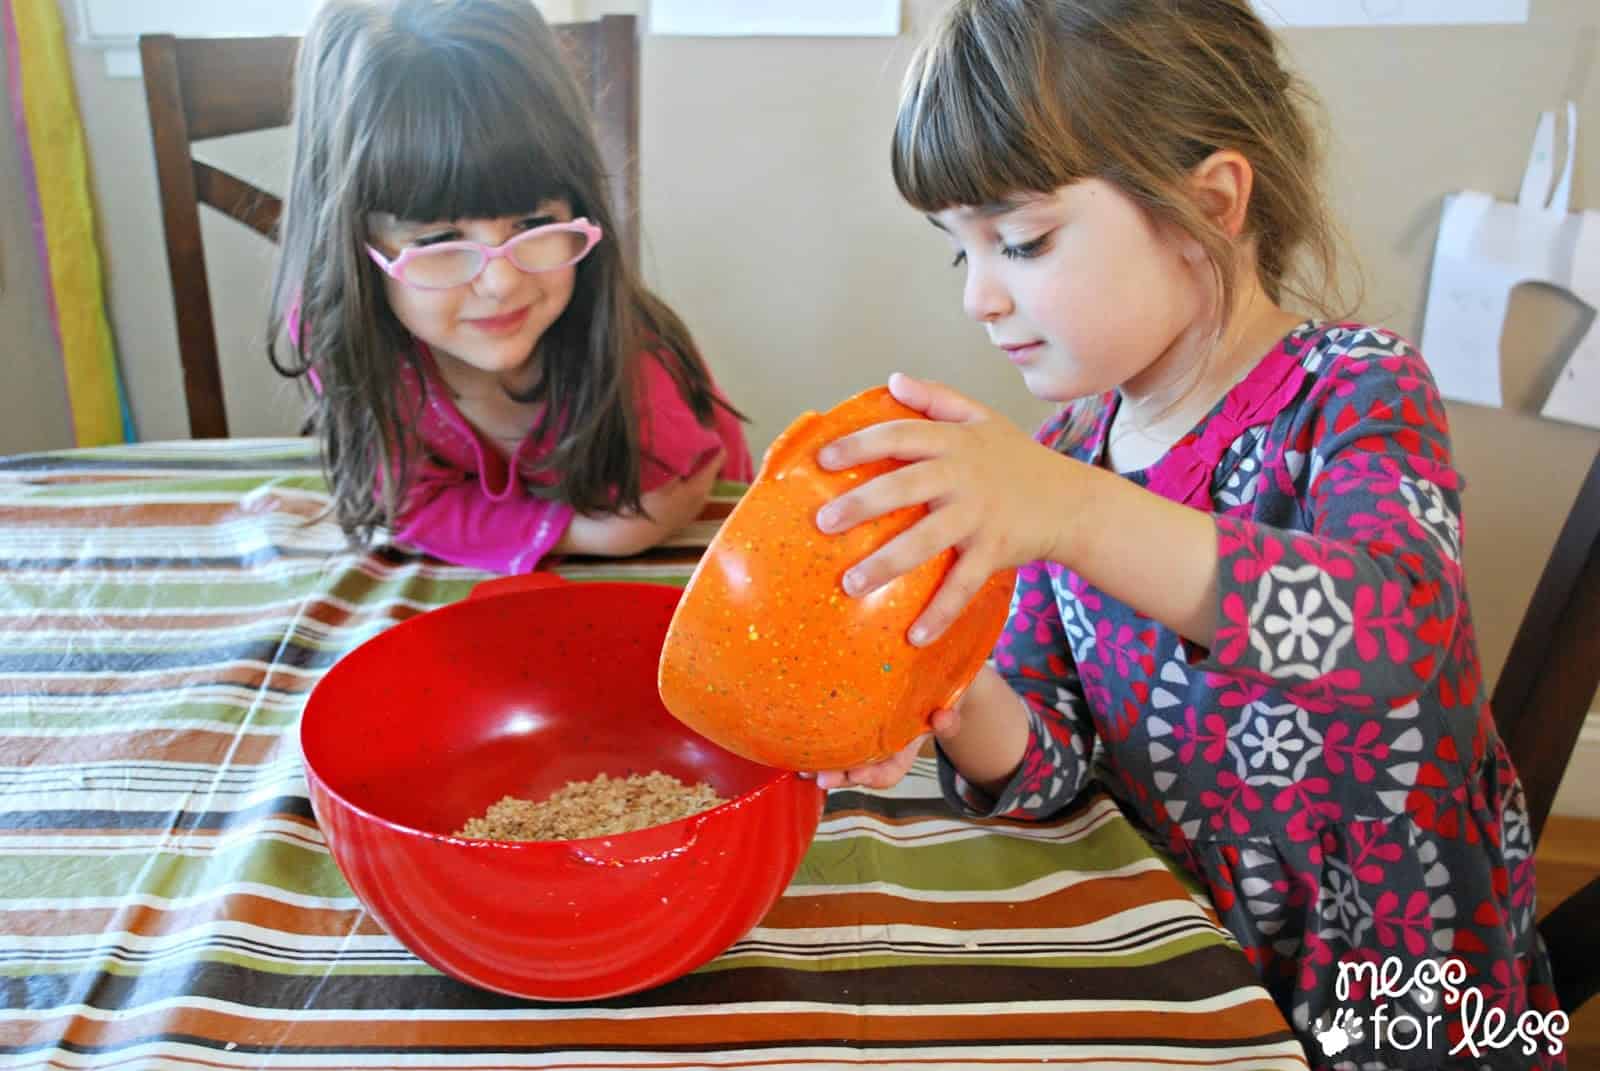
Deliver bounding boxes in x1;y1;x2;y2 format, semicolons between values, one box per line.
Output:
400;227;592;287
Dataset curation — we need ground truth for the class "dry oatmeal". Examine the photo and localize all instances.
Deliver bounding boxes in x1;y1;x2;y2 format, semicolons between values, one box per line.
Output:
454;771;726;841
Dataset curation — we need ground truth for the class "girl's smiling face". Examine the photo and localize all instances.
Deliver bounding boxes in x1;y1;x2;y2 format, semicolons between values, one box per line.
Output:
367;199;579;390
931;180;1209;405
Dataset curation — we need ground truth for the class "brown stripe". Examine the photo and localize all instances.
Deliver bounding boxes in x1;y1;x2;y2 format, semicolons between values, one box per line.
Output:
0;597;432;634
0;664;319;697
0;499;327;528
0;892;386;942
5;998;1293;1051
0;729;289;767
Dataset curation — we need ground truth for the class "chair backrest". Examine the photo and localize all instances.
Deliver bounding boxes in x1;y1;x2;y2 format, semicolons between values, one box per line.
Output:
1489;447;1600;845
139;15;640;439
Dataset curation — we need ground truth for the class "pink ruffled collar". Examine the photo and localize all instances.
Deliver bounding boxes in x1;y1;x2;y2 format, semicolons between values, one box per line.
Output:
1096;326;1312;511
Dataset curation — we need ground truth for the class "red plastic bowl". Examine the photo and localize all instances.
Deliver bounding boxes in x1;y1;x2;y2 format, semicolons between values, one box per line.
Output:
300;574;825;1001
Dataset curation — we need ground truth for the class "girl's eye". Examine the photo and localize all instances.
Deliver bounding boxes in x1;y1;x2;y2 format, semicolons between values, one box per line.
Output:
1001;235;1049;260
516;214;555;231
411;230;460;247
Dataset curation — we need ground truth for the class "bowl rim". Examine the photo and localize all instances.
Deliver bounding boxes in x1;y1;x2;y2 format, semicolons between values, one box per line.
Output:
300;578;812;851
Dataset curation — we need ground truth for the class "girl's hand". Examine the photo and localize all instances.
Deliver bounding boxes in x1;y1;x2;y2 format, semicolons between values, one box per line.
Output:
814;373;1076;644
558;446;724;557
813;707;961;790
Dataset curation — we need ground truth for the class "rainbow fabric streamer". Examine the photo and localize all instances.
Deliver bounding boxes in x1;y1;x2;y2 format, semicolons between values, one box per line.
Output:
3;0;132;444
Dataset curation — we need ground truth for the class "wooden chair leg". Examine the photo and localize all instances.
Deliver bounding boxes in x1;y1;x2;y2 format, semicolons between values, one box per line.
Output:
1540;874;1600;1013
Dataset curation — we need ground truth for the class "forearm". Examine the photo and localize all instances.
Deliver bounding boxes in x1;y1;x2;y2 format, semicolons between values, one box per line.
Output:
940;664;1033;797
1048;460;1221;648
553;509;673;557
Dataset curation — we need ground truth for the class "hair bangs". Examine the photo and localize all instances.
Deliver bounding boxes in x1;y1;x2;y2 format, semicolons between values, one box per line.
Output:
892;12;1074;213
355;56;582;224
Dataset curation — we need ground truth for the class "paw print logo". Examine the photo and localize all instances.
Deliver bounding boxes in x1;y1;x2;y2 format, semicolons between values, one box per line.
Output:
1313;1008;1365;1057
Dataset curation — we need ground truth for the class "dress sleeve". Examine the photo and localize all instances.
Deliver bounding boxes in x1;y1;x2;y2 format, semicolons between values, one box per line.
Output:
392;468;575;575
1197;338;1469;710
635;350;744;491
938;560;1097;820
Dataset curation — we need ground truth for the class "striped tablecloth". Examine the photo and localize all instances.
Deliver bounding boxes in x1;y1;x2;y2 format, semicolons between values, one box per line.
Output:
0;439;1308;1070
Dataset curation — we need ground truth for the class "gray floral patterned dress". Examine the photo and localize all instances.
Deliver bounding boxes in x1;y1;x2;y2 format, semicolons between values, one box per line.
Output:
939;322;1565;1070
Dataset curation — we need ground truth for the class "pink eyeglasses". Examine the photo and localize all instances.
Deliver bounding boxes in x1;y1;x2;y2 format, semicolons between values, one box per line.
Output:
366;217;603;290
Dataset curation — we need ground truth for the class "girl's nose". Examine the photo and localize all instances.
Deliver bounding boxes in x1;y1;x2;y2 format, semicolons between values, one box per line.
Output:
962;263;1012;323
473;253;524;298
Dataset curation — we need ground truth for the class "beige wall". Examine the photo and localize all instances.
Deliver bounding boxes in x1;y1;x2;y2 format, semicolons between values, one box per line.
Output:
3;1;1598;803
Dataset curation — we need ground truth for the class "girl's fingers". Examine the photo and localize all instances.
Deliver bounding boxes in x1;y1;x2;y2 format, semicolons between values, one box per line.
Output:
816;458;945;535
907;550;995;645
927;707;962;739
838;513;961;597
816;418;953;471
886;372;989;424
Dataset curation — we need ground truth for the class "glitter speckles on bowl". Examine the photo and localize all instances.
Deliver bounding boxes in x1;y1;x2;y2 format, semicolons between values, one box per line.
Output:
657;387;1016;771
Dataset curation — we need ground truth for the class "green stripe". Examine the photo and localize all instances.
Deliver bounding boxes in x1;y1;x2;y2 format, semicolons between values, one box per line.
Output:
0;700;307;731
8;475;330;500
790;816;1156;892
707;934;1231;974
0;841;352;901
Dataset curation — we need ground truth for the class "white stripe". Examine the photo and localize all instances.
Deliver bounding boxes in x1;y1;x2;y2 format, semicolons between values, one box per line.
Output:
0;985;1276;1025
0;1041;1311;1071
796;856;1180;903
0;883;359;913
0;822;324;853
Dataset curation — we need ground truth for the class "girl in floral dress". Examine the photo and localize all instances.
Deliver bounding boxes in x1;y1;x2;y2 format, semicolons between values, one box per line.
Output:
810;2;1566;1067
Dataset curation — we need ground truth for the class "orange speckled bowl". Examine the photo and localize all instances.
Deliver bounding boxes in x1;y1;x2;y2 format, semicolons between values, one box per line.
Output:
657;386;1016;771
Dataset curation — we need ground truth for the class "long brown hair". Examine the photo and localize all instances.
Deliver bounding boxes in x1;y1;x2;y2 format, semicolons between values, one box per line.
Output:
892;0;1352;448
269;0;732;544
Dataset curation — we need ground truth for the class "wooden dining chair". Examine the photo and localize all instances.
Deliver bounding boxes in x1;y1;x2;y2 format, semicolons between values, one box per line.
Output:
1487;446;1600;1014
139;15;640;440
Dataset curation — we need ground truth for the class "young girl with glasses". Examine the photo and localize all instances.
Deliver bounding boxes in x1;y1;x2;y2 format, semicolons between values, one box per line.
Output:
269;0;750;573
811;1;1566;1065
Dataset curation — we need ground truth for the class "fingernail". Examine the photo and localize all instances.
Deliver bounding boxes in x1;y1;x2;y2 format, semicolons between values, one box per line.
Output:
816;506;839;532
909;625;931;646
817;447;840;469
843;570;866;596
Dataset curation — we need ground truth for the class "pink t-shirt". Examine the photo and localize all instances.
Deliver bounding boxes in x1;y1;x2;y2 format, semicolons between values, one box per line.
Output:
388;345;751;574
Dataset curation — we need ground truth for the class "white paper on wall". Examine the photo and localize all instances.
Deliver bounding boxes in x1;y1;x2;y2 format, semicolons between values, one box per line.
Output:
1420;103;1600;431
1252;0;1528;27
650;0;899;37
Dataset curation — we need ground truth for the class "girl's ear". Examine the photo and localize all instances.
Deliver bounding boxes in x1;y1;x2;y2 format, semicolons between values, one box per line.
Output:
1189;149;1254;240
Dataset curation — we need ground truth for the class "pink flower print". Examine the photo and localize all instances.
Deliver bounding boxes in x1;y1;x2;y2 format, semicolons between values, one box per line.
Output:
1077;661;1111;716
1477;957;1527;1017
1347;819;1404;882
1104;697;1142;741
1015;743;1054;797
1012;587;1056;645
1201;770;1262;835
1215;592;1252;665
1284;669;1373;716
1351;581;1414;662
1379;352;1425;395
1291;535;1358;581
1220;523;1285;583
1173;706;1230;765
1064;569;1102;612
1373;889;1432;955
1323;721;1389;783
1273;776;1342;841
1298;930;1335;992
1216;678;1272;712
1326;452;1404;498
1095;620;1154;678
